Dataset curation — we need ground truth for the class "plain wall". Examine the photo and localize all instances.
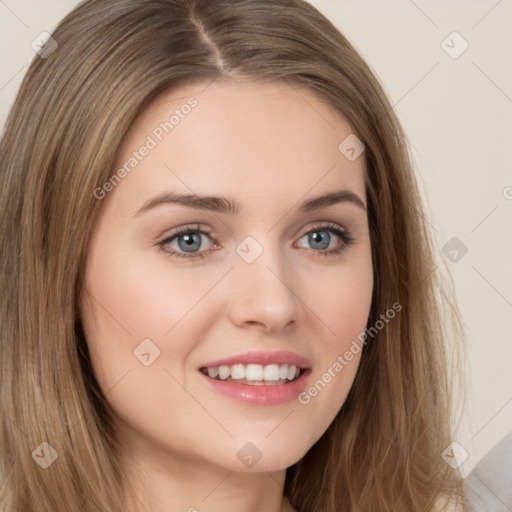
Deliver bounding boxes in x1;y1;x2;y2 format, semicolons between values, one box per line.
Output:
1;0;511;477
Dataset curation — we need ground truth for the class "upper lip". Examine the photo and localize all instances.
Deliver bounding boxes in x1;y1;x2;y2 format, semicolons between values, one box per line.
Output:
199;350;312;370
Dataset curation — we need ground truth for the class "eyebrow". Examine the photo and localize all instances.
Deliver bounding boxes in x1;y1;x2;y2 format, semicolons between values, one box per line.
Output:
134;188;366;217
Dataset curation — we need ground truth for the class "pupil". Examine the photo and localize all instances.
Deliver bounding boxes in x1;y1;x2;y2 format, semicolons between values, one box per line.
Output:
310;231;329;250
179;233;201;252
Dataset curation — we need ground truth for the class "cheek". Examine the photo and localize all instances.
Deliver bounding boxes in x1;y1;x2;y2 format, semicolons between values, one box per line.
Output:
296;253;373;431
309;252;373;345
78;242;228;391
78;252;205;438
81;241;221;339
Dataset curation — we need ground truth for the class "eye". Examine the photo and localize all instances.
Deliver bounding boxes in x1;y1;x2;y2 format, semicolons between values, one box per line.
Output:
157;224;215;259
157;222;354;260
295;223;354;258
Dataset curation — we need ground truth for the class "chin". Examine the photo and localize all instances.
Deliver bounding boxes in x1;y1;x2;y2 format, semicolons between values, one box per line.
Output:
216;435;313;473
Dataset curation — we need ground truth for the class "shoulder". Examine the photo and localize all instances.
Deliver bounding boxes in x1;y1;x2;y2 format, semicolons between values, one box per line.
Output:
464;432;512;511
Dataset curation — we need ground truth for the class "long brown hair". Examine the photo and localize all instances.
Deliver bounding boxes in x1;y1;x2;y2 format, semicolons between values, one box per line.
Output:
0;0;467;510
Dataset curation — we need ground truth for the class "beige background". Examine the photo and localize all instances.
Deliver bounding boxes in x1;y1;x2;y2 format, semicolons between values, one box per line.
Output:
1;0;511;476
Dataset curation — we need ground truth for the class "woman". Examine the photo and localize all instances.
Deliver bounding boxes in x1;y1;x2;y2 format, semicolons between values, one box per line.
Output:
0;0;468;510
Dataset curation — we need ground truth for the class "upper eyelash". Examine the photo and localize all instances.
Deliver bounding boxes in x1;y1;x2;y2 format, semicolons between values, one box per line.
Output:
157;223;354;260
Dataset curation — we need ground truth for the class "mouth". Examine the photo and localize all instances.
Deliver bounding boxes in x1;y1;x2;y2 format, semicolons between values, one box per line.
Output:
199;363;307;386
197;350;312;404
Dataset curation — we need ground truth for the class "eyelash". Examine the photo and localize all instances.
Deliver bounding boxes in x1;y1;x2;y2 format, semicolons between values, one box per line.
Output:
157;222;355;260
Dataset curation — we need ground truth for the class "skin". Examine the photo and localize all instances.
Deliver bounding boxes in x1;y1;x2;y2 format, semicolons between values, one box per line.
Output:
79;79;373;512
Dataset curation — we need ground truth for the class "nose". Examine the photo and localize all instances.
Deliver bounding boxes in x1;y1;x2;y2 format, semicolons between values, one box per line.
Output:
226;239;306;333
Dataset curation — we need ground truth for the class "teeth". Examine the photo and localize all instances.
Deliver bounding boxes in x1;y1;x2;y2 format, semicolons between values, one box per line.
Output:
263;364;280;381
202;363;301;382
231;364;245;379
287;365;297;380
218;365;230;380
207;367;219;379
245;364;263;381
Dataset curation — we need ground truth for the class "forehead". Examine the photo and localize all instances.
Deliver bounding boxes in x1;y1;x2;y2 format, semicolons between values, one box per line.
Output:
109;79;366;216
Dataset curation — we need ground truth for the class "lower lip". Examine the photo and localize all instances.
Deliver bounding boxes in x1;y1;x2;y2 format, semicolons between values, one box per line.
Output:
199;369;311;405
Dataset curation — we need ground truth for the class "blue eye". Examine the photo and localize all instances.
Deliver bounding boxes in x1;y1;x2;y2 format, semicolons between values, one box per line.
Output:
296;224;353;255
158;224;214;259
298;223;355;258
157;222;354;260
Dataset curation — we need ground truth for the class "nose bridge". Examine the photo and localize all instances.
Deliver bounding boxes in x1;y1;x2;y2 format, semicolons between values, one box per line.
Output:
227;231;305;330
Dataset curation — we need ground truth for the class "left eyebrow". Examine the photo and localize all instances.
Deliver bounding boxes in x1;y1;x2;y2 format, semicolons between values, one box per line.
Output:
133;189;367;217
299;189;366;212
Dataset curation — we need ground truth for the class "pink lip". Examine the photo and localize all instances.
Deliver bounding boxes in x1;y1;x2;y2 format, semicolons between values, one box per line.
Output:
199;368;312;405
198;350;312;405
199;350;312;370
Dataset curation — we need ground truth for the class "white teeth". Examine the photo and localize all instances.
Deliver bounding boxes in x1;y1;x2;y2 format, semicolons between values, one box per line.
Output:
263;364;280;381
231;364;245;379
218;365;230;380
203;363;303;382
245;364;263;381
287;365;297;380
207;367;219;379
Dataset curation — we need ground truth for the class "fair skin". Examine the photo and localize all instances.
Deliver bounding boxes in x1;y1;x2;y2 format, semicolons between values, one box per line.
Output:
79;79;373;512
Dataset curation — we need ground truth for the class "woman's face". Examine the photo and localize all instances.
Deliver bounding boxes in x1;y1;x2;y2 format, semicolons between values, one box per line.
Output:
79;79;373;474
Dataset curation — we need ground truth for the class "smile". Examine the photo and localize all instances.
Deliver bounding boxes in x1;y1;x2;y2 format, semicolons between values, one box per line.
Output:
199;363;303;385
